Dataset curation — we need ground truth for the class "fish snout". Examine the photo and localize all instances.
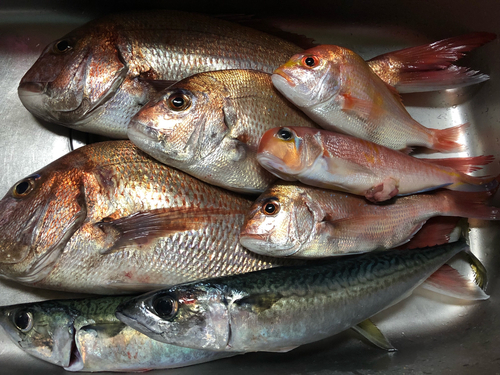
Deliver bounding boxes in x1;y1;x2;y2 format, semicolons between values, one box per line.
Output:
18;81;46;94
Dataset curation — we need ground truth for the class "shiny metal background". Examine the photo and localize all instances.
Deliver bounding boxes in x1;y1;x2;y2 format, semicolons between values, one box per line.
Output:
0;1;499;374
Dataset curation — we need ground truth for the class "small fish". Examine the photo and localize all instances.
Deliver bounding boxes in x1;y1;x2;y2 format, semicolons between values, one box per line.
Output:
0;296;236;372
116;239;488;353
128;69;318;193
19;13;493;139
239;182;499;258
0;141;301;294
272;45;475;152
257;127;498;202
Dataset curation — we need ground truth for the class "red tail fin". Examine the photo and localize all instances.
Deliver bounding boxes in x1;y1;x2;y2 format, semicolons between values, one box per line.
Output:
438;189;500;219
431;123;469;152
368;32;496;92
420;154;494;174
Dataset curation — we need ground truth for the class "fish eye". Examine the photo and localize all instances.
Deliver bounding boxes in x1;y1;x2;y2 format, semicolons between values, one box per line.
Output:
152;294;179;320
262;200;280;216
167;93;191;111
276;128;293;141
54;39;72;53
12;177;36;198
302;56;319;68
12;310;33;333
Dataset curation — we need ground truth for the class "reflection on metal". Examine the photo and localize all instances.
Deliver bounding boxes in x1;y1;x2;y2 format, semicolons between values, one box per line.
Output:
0;2;499;374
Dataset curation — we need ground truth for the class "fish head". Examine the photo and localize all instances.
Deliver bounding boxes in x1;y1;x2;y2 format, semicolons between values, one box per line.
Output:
0;156;87;284
272;45;343;108
116;284;230;351
0;301;82;369
239;183;317;257
128;76;228;168
257;127;323;180
18;18;128;129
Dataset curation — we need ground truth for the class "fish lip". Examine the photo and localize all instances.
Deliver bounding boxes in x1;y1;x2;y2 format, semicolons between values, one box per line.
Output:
18;82;46;94
256;153;296;181
273;68;296;87
240;233;299;257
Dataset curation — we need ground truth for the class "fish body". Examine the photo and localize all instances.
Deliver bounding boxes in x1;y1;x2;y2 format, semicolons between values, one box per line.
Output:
0;296;235;372
0;141;300;294
18;10;303;138
18;12;493;140
257;127;497;202
239;182;499;258
116;240;483;352
128;69;318;193
272;45;468;152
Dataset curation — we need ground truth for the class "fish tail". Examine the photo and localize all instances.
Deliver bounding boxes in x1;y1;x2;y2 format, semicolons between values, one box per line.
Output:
431;123;469;152
420;154;495;174
437;188;500;220
371;32;496;92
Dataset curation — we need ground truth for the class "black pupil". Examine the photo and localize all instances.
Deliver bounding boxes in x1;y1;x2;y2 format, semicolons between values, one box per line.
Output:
56;40;70;52
14;311;30;330
153;296;175;318
171;96;185;108
264;203;276;214
15;181;30;195
305;57;315;66
278;129;292;140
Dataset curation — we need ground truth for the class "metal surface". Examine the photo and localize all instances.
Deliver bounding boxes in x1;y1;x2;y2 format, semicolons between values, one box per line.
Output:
0;1;499;374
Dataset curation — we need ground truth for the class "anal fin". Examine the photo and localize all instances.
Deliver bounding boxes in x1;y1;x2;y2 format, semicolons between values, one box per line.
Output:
352;319;397;352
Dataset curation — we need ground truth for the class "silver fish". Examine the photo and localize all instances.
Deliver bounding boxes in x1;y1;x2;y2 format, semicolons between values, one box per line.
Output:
0;296;236;372
0;141;300;294
116;240;488;352
128;69;318;193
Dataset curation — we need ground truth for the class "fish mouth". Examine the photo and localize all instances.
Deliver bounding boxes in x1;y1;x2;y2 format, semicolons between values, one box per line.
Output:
273;68;296;87
256;153;297;181
128;119;166;159
18;82;45;94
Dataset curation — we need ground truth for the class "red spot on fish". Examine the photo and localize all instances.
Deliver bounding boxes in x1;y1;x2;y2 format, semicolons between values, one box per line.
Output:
124;272;133;279
127;352;132;359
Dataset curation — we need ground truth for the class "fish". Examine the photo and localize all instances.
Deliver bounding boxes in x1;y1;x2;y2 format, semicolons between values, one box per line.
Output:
257;127;498;202
116;239;488;353
0;140;302;294
0;296;237;372
272;45;474;152
239;182;499;258
128;69;318;194
18;12;494;139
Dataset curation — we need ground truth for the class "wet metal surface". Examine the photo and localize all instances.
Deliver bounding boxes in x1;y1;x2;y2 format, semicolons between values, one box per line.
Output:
0;1;499;374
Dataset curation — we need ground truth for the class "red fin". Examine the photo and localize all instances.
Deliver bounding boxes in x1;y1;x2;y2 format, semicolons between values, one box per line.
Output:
97;207;236;254
392;66;490;93
420;154;494;174
398;217;460;250
437;189;500;219
368;32;496;92
422;264;489;301
431;123;469;152
383;82;403;104
341;93;385;123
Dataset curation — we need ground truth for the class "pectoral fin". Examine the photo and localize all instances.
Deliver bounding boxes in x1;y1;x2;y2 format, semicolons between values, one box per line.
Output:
234;293;282;313
352;319;397;352
97;207;231;254
340;93;385;124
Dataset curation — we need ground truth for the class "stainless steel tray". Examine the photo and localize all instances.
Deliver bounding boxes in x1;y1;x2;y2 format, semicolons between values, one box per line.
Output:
1;1;499;374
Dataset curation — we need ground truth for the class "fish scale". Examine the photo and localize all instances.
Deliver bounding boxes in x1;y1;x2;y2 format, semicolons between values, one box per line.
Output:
117;240;483;353
0;141;302;294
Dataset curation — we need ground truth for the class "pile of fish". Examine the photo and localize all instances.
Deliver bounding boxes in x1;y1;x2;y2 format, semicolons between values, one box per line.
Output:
1;9;498;372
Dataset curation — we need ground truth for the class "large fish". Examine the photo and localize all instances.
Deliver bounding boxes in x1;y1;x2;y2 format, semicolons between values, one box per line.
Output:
18;11;494;139
128;69;318;194
239;182;499;258
116;240;488;352
272;45;479;152
0;141;300;294
0;296;236;372
257;127;498;202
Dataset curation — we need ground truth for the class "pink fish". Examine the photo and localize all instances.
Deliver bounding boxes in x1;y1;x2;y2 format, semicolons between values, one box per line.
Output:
257;127;497;202
272;44;474;152
239;182;499;258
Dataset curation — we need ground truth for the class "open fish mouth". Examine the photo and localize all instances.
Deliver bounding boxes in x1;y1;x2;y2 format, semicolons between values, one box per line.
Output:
63;330;84;371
